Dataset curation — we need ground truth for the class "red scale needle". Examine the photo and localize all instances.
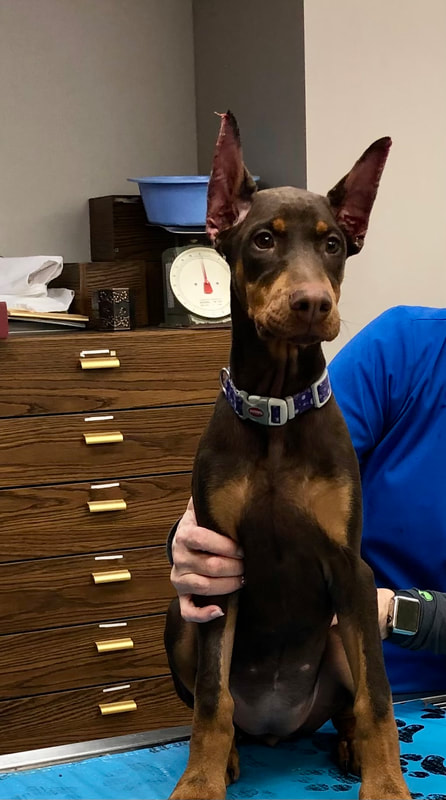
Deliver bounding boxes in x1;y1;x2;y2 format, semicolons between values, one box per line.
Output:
201;261;213;294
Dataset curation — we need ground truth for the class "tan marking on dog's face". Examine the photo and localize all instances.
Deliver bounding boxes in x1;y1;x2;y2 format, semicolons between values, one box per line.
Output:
233;258;248;308
208;476;251;542
316;220;328;234
282;473;352;545
235;258;244;285
244;278;269;324
245;270;341;343
272;217;286;233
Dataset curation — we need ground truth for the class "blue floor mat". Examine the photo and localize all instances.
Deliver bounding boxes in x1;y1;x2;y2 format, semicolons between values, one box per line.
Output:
1;700;445;799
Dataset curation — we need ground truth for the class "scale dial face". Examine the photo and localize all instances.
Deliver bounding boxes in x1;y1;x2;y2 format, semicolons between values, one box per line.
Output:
169;246;231;319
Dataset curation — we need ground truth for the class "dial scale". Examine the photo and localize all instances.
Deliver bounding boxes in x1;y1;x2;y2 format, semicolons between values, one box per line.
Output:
162;245;231;326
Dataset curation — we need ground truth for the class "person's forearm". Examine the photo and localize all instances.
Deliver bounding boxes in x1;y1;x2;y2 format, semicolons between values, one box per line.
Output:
389;589;446;655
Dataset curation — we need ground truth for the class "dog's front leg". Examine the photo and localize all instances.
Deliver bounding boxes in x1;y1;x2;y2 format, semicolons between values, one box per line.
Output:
169;592;238;800
333;556;410;800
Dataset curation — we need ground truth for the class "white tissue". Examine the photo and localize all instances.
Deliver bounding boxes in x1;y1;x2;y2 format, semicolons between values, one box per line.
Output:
0;257;74;312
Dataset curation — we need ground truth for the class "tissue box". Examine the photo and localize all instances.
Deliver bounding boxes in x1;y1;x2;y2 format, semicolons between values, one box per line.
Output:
91;288;133;331
50;260;150;327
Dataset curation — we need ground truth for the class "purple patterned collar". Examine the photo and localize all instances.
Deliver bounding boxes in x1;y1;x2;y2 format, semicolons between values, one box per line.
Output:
219;367;332;426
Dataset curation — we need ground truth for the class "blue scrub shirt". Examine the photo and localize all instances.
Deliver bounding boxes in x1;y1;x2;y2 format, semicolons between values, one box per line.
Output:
329;306;446;694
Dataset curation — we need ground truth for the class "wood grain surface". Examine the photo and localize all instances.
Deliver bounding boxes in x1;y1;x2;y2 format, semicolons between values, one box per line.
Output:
0;404;213;488
0;473;191;561
0;676;191;754
0;546;174;633
0;327;230;416
0;614;170;698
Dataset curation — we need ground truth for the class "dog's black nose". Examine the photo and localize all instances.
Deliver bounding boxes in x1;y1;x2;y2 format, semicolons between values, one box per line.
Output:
289;287;333;322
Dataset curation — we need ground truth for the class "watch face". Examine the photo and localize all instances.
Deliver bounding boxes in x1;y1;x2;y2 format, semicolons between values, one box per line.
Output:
169;247;231;319
393;596;420;635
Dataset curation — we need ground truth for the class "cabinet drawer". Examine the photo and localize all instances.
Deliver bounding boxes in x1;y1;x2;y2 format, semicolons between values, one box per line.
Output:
0;614;170;698
0;328;230;416
0;676;191;755
0;473;190;561
0;547;174;633
0;405;212;488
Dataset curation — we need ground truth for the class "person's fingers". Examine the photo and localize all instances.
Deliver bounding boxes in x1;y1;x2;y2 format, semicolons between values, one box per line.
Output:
179;594;224;623
201;554;244;578
376;587;395;639
171;567;244;597
173;549;244;579
174;525;244;559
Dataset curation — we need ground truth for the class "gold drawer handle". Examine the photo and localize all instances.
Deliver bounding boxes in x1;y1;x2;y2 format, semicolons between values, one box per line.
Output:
95;637;134;653
92;569;131;584
83;431;124;445
80;357;120;370
88;499;127;513
99;699;137;716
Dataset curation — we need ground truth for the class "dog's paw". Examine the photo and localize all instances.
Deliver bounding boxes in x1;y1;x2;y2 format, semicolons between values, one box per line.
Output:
169;772;226;800
358;776;411;799
225;744;240;786
337;735;361;776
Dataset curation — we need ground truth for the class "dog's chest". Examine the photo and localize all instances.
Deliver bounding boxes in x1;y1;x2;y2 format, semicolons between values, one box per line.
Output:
207;455;354;550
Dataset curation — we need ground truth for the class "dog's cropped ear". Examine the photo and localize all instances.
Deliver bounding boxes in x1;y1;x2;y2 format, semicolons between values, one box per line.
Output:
206;111;257;243
327;137;392;256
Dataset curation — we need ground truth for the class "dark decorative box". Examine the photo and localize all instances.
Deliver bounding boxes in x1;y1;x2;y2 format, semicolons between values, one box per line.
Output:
91;288;133;331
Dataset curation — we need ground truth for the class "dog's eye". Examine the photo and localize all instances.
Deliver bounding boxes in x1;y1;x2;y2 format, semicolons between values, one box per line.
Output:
253;231;274;250
325;236;342;254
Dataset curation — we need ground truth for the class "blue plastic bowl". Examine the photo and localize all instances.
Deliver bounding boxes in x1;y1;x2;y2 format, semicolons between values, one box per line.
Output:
128;175;210;227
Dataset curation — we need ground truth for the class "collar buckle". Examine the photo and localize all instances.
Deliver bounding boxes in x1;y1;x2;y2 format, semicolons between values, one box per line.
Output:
266;397;289;426
245;395;289;426
311;368;331;409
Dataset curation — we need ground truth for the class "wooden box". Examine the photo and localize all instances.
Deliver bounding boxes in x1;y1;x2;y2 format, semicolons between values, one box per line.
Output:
0;302;8;339
89;195;174;262
50;260;150;327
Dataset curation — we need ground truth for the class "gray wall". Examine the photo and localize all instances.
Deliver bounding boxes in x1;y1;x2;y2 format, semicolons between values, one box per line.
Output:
193;0;306;188
305;0;446;359
0;0;197;261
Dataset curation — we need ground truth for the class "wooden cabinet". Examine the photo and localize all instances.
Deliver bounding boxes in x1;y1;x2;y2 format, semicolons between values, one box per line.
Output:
0;327;230;754
0;677;188;754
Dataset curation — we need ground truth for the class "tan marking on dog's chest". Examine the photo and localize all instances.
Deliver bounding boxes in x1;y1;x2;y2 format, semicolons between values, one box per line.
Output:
208;475;251;542
283;473;352;544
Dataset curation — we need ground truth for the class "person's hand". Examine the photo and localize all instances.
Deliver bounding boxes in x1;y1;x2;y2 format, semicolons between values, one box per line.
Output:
377;588;395;639
171;497;245;623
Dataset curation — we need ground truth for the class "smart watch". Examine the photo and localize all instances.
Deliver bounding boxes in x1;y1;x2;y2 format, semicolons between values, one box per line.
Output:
388;594;421;636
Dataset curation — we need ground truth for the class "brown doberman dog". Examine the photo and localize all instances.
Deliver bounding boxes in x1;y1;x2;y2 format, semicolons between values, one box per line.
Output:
164;112;410;800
